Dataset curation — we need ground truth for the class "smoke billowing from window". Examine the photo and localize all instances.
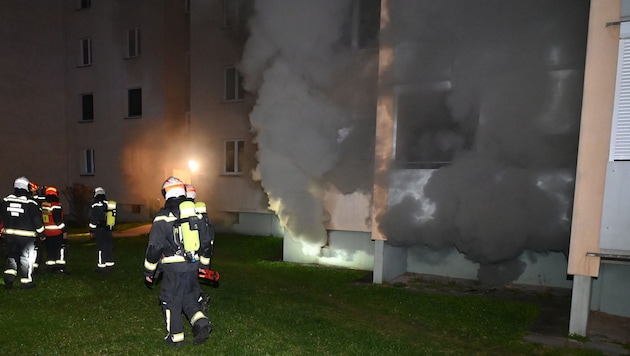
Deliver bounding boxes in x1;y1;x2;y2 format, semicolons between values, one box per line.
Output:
241;0;590;284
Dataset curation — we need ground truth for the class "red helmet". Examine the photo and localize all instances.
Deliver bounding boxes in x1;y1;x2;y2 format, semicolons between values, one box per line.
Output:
46;186;59;197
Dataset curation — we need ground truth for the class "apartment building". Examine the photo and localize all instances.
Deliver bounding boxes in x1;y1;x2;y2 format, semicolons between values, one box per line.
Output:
3;0;630;336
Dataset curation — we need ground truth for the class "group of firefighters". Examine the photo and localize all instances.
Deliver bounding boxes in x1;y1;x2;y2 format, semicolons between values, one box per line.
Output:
1;175;215;347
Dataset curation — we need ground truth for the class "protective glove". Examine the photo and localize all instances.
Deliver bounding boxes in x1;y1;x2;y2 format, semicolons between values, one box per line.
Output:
144;275;154;289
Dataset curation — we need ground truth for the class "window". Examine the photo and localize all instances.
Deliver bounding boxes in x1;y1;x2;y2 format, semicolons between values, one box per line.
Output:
342;0;381;49
224;140;244;174
77;0;91;10
127;88;142;118
126;28;141;58
81;93;94;122
225;67;244;102
80;37;92;66
221;0;252;31
394;83;469;169
611;21;630;161
83;149;95;175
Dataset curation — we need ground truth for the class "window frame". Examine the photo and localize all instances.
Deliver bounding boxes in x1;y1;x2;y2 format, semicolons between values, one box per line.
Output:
224;66;244;102
82;149;95;175
126;87;142;118
80;93;94;122
126;28;141;59
223;139;244;175
80;37;92;67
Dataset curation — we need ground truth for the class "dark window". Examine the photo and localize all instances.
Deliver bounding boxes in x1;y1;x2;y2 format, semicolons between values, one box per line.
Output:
81;93;93;121
225;67;244;101
84;149;95;174
127;28;141;58
128;88;142;117
224;140;244;174
81;38;92;66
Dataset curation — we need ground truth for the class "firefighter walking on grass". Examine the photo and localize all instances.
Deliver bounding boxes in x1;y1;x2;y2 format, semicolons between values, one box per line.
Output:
143;176;213;347
41;186;68;273
1;177;45;290
89;187;116;272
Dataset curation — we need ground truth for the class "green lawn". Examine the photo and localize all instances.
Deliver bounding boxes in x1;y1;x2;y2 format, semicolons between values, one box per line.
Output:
0;233;605;355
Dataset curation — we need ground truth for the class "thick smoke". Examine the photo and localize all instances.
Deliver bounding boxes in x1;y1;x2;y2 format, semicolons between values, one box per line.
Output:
241;0;363;253
241;0;589;284
377;0;589;284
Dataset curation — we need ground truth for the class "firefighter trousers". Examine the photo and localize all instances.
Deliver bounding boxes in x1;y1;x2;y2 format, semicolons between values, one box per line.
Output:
159;269;210;344
3;235;36;287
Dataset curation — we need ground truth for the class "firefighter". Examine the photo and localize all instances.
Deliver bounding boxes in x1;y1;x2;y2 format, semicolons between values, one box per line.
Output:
0;176;45;290
143;176;213;347
89;187;115;272
41;186;68;273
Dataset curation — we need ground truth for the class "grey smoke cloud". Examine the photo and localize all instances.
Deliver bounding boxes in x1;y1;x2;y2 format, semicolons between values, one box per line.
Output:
241;0;589;283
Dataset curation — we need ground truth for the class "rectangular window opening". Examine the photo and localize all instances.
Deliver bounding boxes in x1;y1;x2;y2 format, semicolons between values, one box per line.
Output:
127;88;142;118
81;93;94;122
80;37;92;66
224;140;244;174
225;66;244;102
127;28;141;58
83;149;95;175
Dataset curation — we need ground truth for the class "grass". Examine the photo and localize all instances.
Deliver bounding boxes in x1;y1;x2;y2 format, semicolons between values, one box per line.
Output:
0;232;607;355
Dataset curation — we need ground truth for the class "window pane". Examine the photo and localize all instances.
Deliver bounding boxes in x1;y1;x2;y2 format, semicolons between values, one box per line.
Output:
128;88;142;117
82;39;91;65
237;140;244;172
225;141;235;172
128;30;136;57
82;94;93;121
85;149;94;174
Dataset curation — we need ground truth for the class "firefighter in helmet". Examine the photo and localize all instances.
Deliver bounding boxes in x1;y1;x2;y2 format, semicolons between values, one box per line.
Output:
143;176;213;347
1;177;45;289
89;187;115;272
41;186;68;273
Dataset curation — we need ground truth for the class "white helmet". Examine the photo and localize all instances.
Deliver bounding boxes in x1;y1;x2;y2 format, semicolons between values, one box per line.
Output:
14;176;30;190
162;176;186;199
94;187;106;197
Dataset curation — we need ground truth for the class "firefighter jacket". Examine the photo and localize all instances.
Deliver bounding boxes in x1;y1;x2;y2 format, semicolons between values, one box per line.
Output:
0;189;45;239
143;196;213;277
42;201;66;237
88;196;108;232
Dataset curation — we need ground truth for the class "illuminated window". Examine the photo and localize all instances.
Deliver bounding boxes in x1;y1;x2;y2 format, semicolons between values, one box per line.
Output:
127;88;142;118
225;67;244;102
224;140;244;174
126;28;141;58
80;37;92;66
83;149;95;175
81;93;93;122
